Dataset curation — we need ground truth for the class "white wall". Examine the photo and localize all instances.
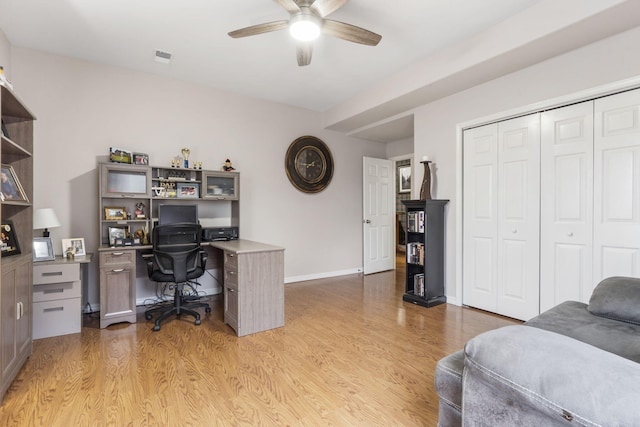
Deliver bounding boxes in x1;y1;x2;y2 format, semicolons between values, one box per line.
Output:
413;26;640;304
8;47;386;308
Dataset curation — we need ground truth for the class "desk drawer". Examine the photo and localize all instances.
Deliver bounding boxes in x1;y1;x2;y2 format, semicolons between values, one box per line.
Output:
100;250;136;266
33;263;79;285
33;280;81;302
33;298;81;339
224;251;238;269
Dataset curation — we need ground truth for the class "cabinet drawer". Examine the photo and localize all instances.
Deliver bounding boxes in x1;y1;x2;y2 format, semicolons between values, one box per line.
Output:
224;251;238;269
33;280;81;302
100;250;136;266
33;263;79;285
33;298;81;339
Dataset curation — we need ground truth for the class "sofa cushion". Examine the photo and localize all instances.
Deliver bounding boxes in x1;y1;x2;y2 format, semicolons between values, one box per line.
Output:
588;276;640;325
525;300;640;363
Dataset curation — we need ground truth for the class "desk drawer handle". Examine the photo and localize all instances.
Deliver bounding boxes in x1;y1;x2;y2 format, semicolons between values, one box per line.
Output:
111;268;125;273
42;271;64;276
227;288;236;293
112;252;125;256
228;254;235;258
44;288;65;294
228;271;235;276
44;306;64;312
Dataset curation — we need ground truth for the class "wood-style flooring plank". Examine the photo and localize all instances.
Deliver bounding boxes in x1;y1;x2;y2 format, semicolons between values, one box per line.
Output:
0;262;519;426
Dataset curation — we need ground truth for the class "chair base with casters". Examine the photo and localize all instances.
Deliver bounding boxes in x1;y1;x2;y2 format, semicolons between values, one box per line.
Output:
144;282;211;331
143;223;212;331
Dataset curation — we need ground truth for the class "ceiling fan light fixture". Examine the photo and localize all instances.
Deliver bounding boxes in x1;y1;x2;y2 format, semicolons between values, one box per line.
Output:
289;13;321;42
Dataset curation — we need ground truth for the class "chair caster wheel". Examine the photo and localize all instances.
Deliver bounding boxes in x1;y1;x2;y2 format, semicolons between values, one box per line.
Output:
205;307;212;313
153;324;161;331
145;313;152;320
195;318;201;325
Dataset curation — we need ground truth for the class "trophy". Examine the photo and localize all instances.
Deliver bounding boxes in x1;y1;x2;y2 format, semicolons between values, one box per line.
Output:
181;148;191;168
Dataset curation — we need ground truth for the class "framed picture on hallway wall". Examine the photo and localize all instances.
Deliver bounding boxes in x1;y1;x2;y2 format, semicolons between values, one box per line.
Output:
398;165;411;193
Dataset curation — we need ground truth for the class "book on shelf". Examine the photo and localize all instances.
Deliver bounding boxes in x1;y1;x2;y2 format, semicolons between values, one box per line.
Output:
407;210;425;233
406;242;424;265
413;273;425;297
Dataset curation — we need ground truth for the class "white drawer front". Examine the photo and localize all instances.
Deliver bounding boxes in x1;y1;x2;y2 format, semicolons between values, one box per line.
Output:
33;263;79;285
33;298;82;339
33;280;81;302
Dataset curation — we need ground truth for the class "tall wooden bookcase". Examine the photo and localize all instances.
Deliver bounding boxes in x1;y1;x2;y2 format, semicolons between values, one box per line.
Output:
0;84;35;402
402;199;448;308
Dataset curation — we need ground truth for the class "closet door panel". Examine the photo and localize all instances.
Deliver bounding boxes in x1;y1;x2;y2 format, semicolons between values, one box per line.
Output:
463;124;498;312
496;114;540;320
540;102;594;311
594;89;640;284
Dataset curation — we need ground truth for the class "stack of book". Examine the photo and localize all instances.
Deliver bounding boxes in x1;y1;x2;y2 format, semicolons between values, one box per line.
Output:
407;210;425;233
407;242;424;265
413;273;425;297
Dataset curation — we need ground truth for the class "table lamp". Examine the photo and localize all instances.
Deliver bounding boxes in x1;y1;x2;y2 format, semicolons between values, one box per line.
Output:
33;208;61;237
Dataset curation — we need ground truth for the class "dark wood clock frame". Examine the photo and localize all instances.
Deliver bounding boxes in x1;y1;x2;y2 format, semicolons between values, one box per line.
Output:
285;135;334;193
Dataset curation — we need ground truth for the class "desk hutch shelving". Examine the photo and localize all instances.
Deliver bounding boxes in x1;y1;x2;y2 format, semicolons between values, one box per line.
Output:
0;84;35;403
402;199;448;308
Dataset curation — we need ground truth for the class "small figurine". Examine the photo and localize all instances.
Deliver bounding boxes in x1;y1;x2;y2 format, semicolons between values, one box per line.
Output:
222;158;235;171
135;202;146;219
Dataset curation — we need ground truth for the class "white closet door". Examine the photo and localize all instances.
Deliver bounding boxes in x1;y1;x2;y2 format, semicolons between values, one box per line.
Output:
540;102;594;312
594;89;640;281
463;114;540;320
463;123;499;313
496;114;540;320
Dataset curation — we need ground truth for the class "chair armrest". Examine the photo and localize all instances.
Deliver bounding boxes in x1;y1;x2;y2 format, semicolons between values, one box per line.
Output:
141;253;154;277
199;250;207;270
463;325;640;426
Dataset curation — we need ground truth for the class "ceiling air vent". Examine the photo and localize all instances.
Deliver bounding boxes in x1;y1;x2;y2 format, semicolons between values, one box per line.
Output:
154;50;172;64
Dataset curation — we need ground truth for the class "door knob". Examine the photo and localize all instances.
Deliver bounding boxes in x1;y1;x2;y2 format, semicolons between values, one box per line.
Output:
568;232;574;237
363;219;371;224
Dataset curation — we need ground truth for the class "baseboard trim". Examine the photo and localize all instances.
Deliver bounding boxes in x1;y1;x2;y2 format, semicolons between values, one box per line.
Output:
285;267;363;284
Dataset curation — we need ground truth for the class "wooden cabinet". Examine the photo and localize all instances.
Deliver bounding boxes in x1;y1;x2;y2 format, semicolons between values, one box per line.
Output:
33;262;81;339
402;199;448;308
215;241;284;336
0;84;34;403
202;171;239;200
99;250;136;328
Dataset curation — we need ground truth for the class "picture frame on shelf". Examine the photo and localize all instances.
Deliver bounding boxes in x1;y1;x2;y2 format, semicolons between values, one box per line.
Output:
109;147;132;164
0;220;20;257
33;237;55;262
133;152;149;165
398;165;411;193
61;238;86;257
107;226;129;247
1;164;29;202
104;206;127;220
177;182;199;199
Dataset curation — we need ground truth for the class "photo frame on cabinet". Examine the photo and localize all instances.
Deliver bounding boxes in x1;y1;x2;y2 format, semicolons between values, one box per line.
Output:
177;182;199;198
398;165;411;193
109;147;132;164
1;164;29;202
107;226;129;247
104;206;127;220
0;220;20;257
33;237;55;262
62;238;86;257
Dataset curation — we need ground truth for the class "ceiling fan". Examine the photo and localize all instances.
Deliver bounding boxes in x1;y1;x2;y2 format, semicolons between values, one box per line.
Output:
228;0;382;66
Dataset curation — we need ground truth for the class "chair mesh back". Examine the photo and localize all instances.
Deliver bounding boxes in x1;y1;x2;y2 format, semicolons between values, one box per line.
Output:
152;223;202;283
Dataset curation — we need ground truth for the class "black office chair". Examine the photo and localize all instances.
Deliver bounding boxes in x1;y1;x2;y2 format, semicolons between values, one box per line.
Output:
144;223;211;331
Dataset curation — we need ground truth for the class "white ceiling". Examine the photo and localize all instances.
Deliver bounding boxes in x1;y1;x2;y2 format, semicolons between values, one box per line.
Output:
0;0;541;115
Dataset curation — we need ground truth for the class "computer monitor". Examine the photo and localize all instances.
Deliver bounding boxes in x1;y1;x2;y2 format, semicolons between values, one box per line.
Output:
157;204;198;225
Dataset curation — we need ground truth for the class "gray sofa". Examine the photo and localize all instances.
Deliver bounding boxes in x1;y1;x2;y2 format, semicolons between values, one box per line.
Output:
435;276;640;426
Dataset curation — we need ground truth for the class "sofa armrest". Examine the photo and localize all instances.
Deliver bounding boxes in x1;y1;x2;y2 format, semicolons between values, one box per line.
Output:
462;325;640;427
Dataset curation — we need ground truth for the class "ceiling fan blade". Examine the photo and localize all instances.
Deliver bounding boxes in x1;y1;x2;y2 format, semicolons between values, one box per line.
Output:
273;0;301;14
296;42;313;66
310;0;350;17
228;21;289;38
322;19;382;46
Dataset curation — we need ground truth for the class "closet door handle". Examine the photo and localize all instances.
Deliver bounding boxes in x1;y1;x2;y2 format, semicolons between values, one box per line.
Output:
567;232;574;237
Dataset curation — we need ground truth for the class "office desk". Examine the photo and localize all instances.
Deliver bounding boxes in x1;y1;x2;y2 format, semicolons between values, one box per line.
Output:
33;254;93;339
98;239;285;336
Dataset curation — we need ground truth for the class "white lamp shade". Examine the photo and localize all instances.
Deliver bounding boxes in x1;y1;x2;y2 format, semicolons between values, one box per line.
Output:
33;208;61;230
289;13;321;42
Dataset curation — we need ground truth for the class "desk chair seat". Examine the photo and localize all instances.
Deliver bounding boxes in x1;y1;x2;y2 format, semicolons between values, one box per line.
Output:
144;223;211;331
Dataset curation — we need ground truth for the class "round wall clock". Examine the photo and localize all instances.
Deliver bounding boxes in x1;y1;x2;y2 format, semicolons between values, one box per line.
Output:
285;136;334;193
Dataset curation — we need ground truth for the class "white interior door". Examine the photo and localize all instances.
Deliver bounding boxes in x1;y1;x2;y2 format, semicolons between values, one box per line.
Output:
463;123;499;312
496;114;540;320
363;157;394;274
540;101;594;312
594;89;640;281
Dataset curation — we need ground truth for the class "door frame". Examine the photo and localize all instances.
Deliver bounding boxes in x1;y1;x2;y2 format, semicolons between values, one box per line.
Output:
454;76;640;307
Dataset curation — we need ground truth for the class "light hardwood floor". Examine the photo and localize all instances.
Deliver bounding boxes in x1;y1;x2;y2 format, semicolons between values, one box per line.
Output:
0;262;518;426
